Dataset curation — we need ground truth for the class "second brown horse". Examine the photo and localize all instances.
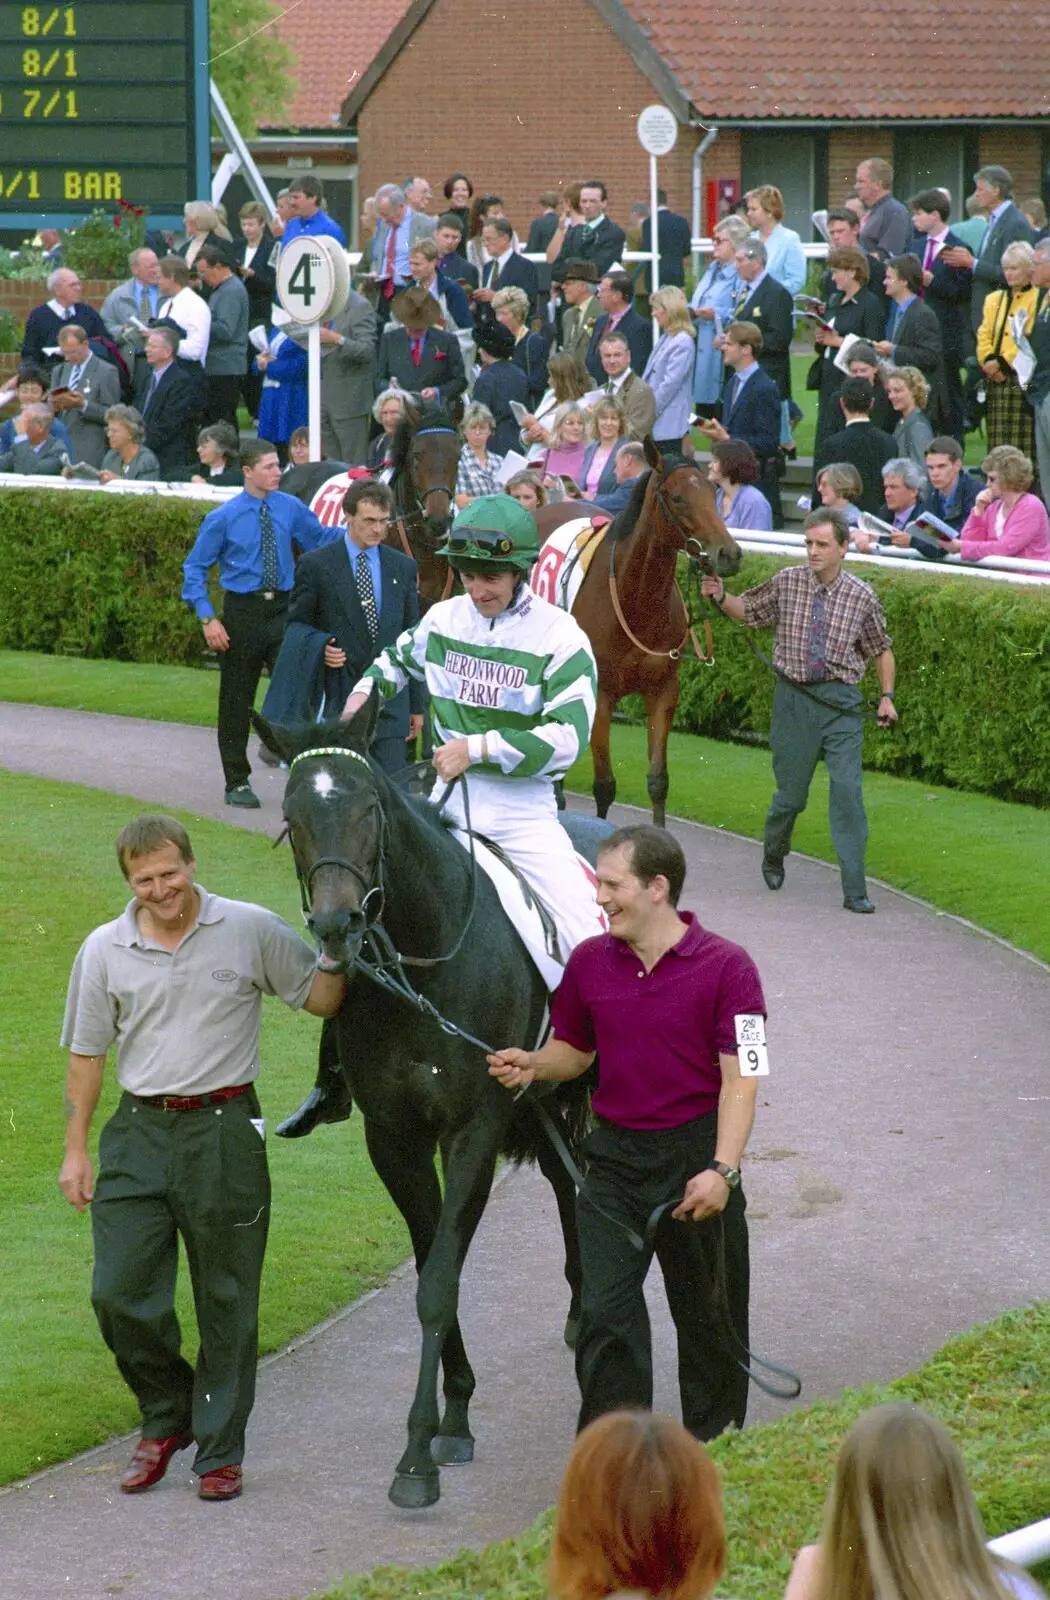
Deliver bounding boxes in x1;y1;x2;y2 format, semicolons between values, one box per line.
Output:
535;439;742;826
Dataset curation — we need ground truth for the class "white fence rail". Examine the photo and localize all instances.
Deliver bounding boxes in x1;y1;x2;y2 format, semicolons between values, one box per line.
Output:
989;1517;1050;1569
727;528;1050;588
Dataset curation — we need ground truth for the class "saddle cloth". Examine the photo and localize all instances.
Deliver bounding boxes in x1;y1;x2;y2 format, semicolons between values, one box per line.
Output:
309;469;373;527
531;515;610;613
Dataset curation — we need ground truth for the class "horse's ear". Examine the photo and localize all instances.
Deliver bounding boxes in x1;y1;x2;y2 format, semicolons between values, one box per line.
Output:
252;712;293;762
643;435;664;473
338;691;380;750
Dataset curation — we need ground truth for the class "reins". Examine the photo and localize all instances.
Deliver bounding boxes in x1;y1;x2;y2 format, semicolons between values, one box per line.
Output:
606;468;719;666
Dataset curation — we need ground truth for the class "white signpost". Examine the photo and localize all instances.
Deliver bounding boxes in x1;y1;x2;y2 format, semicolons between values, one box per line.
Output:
636;104;679;336
275;236;351;460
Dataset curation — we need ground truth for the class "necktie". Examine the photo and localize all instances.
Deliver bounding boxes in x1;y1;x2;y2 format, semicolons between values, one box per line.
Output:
727;374;740;415
805;585;828;682
490;258;500;291
735;284;748;313
923;237;936;272
356;549;378;642
259;498;279;591
410;334;424;367
604;380;615;395
144;370;160;410
69;365;82;391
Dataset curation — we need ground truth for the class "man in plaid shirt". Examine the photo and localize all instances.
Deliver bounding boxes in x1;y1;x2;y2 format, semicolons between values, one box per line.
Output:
703;508;896;913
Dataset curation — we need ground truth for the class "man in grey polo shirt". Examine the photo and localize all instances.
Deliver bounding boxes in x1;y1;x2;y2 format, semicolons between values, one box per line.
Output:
59;814;345;1502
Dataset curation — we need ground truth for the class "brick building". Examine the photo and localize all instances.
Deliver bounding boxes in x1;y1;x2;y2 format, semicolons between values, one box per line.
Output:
341;0;1050;244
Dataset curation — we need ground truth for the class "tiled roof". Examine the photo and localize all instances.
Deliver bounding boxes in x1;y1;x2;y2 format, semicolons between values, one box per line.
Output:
618;0;1050;120
261;0;411;129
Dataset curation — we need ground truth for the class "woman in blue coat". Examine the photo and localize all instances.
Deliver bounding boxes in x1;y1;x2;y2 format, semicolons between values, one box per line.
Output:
643;288;697;452
690;218;748;412
255;317;307;462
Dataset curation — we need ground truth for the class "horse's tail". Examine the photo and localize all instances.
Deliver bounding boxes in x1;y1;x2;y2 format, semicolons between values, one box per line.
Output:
502;1069;593;1168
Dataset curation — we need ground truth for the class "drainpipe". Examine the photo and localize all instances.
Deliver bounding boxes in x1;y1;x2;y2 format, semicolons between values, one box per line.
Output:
691;125;719;276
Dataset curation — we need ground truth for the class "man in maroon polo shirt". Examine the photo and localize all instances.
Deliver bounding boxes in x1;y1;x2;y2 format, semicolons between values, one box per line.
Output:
489;823;765;1441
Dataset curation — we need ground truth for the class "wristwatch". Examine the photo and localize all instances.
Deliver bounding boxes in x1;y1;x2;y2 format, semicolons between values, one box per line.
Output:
707;1160;741;1189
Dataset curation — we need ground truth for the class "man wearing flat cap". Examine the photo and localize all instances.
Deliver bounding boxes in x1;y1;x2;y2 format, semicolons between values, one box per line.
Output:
473;318;529;454
375;285;467;408
559;259;601;365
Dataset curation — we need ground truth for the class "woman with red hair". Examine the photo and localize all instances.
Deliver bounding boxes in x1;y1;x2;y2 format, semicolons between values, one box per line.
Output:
550;1411;726;1600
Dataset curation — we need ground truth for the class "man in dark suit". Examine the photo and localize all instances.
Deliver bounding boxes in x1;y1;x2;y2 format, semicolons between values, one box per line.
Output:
475;219;538;315
22;268;108;369
639;191;692;291
284;478;424;774
526;193;562;256
133;327;198;476
0;403;66;474
375;286;467;409
434;213;479;290
811;377;897;514
472;318;529;455
698;321;782;515
872;254;947;425
940;166;1034;334
907;189;972;438
552;180;627;278
586;271;653;380
821;210;887;314
730;243;794;400
49;324;122;467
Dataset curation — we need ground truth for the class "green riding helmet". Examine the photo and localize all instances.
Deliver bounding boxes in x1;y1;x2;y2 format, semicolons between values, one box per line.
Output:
436;494;540;573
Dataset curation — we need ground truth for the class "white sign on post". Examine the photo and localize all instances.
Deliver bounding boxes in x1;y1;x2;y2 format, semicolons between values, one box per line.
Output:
275;236;351;461
636;106;679;340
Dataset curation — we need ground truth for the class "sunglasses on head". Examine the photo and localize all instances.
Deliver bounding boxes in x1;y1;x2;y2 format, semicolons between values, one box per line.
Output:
446;530;514;557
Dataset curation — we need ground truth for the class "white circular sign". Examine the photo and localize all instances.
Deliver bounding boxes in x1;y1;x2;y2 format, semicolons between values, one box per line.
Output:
637;104;678;157
276;235;350;325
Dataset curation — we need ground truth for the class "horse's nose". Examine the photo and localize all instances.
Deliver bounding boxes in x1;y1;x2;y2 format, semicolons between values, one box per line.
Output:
715;540;743;577
308;907;365;945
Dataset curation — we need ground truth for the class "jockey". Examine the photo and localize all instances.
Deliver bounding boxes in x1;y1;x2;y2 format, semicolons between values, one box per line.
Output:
342;494;606;961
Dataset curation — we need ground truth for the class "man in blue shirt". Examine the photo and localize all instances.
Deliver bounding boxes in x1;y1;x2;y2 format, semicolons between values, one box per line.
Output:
280;176;347;250
182;437;338;807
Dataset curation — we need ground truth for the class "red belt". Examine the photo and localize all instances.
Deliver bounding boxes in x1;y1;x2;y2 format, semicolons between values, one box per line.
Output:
130;1083;252;1112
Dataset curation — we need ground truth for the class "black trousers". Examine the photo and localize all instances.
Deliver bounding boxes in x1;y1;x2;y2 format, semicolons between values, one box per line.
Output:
206;373;243;431
217;591;288;787
575;1113;750;1441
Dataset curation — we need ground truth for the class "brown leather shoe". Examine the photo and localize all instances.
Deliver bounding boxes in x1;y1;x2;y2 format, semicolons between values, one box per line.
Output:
120;1431;193;1494
198;1464;243;1501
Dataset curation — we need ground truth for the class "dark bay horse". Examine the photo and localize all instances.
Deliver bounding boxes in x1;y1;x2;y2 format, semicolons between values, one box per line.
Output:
254;706;591;1510
385;399;461;608
534;440;742;826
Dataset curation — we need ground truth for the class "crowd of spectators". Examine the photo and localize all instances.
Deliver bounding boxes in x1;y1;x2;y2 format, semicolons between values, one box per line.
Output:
5;156;1050;568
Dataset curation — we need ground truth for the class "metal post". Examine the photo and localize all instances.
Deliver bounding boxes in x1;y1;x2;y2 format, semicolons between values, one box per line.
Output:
308;322;322;461
209;79;277;216
649;151;660;343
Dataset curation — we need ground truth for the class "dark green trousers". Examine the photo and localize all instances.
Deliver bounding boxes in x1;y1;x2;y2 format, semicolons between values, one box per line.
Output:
764;678;868;900
91;1090;270;1474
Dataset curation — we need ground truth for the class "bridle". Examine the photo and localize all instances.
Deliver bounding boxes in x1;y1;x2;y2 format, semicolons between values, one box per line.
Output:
392;425;459;540
607;463;721;665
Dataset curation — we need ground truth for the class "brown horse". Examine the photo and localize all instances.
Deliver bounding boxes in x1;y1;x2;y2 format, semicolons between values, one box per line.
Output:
385;400;461;609
534;440;742;826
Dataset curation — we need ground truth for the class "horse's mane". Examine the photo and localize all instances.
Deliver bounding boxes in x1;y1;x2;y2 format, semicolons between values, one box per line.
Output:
607;468;653;543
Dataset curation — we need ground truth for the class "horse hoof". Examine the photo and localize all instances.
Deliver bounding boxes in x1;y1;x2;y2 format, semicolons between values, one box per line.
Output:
388;1471;440;1509
431;1434;474;1465
564;1314;581;1349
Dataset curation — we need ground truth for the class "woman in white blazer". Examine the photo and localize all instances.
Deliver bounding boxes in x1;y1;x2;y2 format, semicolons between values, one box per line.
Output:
642;287;697;452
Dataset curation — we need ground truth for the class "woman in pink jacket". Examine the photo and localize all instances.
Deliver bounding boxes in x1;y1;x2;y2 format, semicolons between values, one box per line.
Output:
953;445;1050;562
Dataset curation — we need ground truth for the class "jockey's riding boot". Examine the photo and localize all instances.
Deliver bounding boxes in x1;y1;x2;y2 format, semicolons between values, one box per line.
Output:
276;1017;353;1138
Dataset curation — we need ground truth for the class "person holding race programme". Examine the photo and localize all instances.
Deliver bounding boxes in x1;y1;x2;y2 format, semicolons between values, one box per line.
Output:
489;823;765;1444
342;494;605;959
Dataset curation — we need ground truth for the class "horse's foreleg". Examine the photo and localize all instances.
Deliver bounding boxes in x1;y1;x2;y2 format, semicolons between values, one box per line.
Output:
592;687;616;818
391;1117;503;1509
645;674;678;829
532;1125;583;1347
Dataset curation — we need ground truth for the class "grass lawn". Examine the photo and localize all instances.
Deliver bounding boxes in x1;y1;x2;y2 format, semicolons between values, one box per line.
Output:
4;652;1049;962
0;773;408;1486
315;1302;1050;1600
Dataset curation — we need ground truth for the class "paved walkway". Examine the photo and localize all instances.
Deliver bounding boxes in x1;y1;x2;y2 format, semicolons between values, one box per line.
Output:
2;702;1049;1600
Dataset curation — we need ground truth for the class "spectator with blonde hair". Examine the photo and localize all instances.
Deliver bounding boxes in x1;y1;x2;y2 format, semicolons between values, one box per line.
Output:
542;401;589;484
454;401;503;506
521;350;591;456
784;1404;1046;1600
951;445;1050;561
549;1411;726;1600
94;405;160;483
885;365;933;471
494;284;547;406
579;396;629;497
745;184;806;295
816;461;864;529
977;239;1040;460
643;286;696;453
504;468;547;512
178;200;233;273
690;215;748;412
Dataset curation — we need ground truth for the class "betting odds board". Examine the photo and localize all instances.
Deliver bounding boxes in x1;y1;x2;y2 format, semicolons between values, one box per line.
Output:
0;0;209;228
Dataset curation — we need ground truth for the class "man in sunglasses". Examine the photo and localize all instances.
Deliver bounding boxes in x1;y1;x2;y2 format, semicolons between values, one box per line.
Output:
342;494;606;964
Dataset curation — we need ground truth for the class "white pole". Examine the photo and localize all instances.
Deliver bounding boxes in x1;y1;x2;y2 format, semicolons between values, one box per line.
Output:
649;151;660;344
307;321;321;462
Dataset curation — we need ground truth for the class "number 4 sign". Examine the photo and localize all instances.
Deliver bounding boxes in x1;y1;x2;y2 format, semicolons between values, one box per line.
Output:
735;1013;769;1076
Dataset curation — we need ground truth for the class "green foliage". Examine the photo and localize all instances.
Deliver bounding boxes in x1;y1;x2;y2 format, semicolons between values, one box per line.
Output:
210;0;297;136
0;490;217;665
0;245;47;281
63;206;146;281
0;308;21;352
675;553;1050;805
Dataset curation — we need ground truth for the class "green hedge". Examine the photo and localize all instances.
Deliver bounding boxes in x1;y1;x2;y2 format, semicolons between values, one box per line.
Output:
1;493;1049;804
0;488;216;666
671;554;1050;806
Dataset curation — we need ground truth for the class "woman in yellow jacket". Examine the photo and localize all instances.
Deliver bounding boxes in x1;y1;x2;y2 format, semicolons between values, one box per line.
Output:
977;239;1040;461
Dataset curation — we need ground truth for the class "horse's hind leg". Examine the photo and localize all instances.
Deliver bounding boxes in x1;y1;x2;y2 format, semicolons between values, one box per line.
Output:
391;1117;503;1509
645;675;678;828
532;1126;583;1347
592;686;616;817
